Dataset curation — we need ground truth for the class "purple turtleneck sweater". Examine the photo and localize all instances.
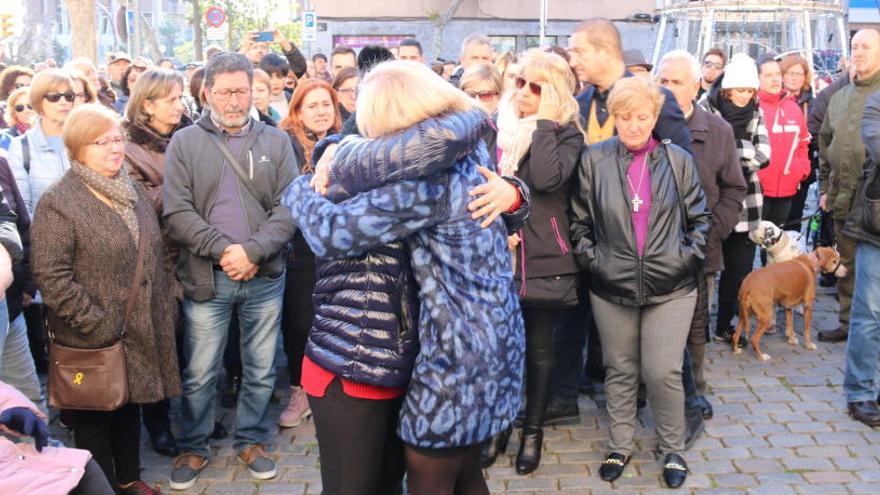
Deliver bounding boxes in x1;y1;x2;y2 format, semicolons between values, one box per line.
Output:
627;137;658;257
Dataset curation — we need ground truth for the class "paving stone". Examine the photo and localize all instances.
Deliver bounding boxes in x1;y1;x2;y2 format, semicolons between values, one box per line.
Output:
801;470;859;484
747;485;797;495
257;483;306;494
703;447;752;460
781;457;835;471
712;473;758;487
794;446;851;458
206;482;259;495
785;421;834;433
732;458;785;473
766;434;815;448
794;484;850;495
813;431;869;445
504;477;558;492
832;456;880;470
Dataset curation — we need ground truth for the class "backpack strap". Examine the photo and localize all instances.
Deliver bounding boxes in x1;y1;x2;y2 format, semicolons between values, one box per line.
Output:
21;135;30;174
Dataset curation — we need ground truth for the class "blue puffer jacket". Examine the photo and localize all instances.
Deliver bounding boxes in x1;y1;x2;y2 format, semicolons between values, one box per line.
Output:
296;108;529;390
284;107;529;447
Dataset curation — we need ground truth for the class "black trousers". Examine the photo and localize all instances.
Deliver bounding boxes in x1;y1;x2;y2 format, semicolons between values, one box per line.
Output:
141;399;170;436
281;265;317;385
551;285;601;405
716;232;757;334
761;196;793;265
521;305;562;428
308;379;405;495
787;182;811;226
69;402;141;486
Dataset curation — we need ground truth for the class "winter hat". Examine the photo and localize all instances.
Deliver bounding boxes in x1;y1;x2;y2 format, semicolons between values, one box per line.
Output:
721;53;759;90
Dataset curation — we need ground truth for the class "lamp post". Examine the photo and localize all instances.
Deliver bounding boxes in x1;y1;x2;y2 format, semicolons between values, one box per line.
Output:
539;0;548;47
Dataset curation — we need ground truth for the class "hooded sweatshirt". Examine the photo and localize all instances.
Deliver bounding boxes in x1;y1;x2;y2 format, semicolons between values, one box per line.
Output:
757;90;811;197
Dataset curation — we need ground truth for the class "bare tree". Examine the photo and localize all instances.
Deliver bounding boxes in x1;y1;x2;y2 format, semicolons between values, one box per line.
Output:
430;0;464;61
63;0;97;60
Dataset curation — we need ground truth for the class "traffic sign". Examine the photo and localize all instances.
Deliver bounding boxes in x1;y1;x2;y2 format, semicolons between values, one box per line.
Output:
205;6;226;28
303;12;317;42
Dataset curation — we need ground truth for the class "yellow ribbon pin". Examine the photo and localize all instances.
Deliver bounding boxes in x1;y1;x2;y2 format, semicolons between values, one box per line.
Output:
73;372;84;385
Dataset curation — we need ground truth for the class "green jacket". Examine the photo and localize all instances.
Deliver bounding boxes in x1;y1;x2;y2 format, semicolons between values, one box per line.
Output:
819;68;880;220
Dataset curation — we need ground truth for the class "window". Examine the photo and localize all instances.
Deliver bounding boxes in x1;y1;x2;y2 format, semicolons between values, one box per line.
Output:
488;36;516;54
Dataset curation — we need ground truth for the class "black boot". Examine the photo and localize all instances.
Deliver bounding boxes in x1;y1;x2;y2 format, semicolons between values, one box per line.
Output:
515;427;543;475
516;333;553;475
481;425;512;468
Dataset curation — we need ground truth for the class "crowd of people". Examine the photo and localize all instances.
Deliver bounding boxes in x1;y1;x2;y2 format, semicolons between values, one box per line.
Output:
0;16;878;495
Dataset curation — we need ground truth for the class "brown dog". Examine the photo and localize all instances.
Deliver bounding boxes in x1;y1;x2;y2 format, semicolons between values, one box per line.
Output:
733;246;848;361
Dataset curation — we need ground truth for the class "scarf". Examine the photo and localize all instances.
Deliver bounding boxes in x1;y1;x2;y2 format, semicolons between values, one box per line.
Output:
719;98;756;141
71;160;140;244
496;108;539;177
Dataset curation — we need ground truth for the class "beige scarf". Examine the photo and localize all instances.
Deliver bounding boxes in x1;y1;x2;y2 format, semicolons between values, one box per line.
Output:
71;160;139;244
496;104;539;177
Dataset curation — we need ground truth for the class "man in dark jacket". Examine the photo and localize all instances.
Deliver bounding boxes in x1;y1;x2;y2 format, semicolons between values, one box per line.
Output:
658;50;747;445
840;91;880;426
163;53;297;490
817;29;880;343
569;18;692;153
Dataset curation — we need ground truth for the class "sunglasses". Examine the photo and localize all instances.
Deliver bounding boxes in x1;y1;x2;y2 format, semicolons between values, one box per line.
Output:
14;104;33;113
466;90;499;101
515;76;542;96
44;91;76;103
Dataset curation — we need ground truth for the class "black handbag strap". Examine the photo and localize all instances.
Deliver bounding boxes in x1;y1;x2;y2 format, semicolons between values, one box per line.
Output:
21;134;30;174
205;132;270;212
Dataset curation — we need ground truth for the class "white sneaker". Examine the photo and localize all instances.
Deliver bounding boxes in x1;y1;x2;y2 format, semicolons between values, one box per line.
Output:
279;386;312;428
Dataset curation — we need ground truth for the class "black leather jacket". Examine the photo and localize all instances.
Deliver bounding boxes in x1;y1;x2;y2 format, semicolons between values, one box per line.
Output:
570;137;710;307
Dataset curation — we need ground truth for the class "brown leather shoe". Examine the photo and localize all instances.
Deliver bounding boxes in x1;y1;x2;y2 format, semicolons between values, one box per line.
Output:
817;328;848;343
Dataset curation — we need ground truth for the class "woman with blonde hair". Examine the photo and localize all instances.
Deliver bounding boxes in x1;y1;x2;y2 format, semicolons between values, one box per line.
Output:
571;77;710;488
285;60;528;494
460;63;503;166
0;87;36;150
32;104;180;495
7;69;76;215
481;49;584;475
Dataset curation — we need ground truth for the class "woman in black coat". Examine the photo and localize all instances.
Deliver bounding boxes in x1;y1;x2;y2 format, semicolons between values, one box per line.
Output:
489;49;585;475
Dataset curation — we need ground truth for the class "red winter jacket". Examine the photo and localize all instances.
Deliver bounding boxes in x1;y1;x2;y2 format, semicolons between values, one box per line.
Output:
758;90;811;198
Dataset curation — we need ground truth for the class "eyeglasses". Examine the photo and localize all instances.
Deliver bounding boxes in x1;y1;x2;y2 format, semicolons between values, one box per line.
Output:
466;90;500;102
14;104;33;113
703;61;723;70
88;136;126;148
336;88;358;96
44;91;76;103
211;88;252;100
515;77;542;96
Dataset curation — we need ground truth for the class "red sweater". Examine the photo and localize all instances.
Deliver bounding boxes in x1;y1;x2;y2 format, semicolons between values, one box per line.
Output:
757;90;811;198
300;356;406;400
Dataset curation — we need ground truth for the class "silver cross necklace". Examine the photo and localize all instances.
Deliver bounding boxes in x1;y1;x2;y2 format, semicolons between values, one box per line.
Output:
626;156;648;213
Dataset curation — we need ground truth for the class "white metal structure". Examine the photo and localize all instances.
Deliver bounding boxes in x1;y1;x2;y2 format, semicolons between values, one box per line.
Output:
652;1;849;81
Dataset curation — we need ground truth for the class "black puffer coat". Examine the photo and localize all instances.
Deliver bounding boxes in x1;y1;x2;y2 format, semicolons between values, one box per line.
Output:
570;137;711;307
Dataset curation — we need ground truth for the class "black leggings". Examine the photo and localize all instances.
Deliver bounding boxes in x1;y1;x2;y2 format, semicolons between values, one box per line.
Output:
69;458;115;495
308;379;404;495
281;265;316;385
716;232;757;333
521;305;560;428
69;402;141;486
405;444;488;495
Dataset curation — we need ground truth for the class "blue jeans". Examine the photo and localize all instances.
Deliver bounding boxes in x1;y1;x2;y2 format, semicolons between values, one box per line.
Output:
0;303;42;407
843;242;880;403
178;270;285;457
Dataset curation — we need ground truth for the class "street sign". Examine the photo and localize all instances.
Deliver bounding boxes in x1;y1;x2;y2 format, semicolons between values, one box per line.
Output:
205;6;226;28
303;12;317;42
206;27;227;41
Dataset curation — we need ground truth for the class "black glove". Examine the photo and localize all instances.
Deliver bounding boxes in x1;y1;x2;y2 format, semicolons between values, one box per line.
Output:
0;407;49;452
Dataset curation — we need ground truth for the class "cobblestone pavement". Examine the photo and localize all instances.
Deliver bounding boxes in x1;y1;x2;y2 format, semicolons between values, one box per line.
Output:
47;287;879;494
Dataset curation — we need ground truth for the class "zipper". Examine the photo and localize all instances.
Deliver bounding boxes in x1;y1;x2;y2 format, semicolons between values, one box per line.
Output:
519;229;527;297
550;216;570;255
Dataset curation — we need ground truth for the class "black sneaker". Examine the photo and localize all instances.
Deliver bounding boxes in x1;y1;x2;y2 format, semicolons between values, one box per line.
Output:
714;326;745;347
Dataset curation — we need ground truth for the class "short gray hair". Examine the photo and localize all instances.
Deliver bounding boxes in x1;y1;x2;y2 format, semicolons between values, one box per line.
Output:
203;52;253;89
659;49;702;83
461;35;491;56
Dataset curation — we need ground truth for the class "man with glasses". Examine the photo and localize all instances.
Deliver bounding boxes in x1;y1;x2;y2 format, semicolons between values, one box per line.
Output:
163;52;297;491
698;48;726;100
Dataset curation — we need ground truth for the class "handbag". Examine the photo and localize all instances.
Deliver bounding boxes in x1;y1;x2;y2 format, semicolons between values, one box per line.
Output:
47;229;146;411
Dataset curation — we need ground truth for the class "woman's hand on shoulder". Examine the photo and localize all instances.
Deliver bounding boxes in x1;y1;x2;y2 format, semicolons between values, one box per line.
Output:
310;143;338;196
468;166;519;228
